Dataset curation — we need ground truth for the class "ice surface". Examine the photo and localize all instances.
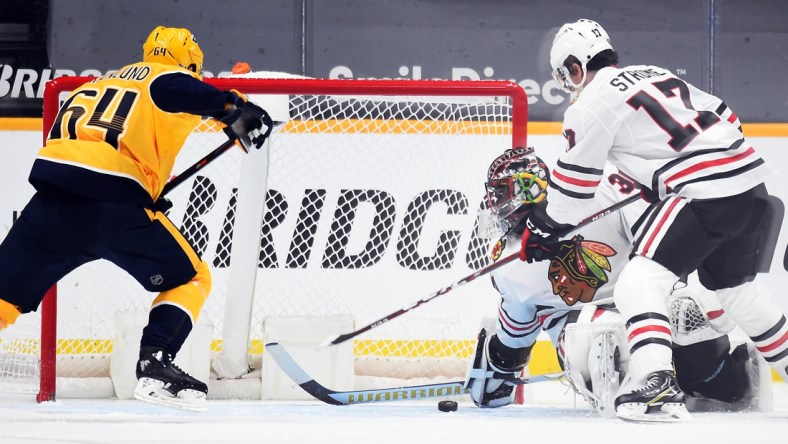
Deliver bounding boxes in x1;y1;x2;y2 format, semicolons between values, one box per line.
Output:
1;382;786;444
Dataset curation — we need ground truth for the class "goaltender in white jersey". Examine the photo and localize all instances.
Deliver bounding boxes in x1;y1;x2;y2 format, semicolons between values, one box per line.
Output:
464;147;772;416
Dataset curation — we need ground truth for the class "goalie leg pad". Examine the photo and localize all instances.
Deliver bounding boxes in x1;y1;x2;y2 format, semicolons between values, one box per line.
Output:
464;328;530;408
587;330;625;417
563;318;628;416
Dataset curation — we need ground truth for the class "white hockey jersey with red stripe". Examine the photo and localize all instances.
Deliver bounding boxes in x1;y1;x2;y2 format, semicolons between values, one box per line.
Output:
547;64;769;225
491;166;647;349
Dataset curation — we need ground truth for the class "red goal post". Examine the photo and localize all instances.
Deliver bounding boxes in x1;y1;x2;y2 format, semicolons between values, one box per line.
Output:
29;75;528;401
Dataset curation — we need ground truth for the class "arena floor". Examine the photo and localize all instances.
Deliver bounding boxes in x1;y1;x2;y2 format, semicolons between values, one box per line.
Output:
1;380;786;444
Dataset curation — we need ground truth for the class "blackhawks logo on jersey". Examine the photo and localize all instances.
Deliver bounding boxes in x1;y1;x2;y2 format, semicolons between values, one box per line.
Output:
490;238;506;261
548;235;616;306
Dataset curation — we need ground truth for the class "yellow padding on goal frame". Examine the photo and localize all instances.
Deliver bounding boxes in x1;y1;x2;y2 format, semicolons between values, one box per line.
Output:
196;119;508;135
0;337;780;381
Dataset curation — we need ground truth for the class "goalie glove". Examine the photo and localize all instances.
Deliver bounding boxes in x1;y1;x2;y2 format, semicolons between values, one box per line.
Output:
464;327;531;408
520;202;571;262
220;90;273;152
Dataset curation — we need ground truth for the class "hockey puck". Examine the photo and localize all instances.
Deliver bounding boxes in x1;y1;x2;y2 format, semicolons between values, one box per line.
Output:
437;400;458;412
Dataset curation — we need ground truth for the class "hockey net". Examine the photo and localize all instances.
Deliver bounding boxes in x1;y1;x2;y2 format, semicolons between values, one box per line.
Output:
0;76;527;400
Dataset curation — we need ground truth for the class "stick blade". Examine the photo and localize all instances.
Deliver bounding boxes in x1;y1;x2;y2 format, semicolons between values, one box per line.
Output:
264;342;345;405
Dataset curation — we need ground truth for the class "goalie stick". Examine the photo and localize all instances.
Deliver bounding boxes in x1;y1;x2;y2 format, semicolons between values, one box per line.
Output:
320;193;642;348
264;342;564;405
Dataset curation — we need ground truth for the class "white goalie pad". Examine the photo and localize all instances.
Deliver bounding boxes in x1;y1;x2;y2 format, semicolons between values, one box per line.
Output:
562;306;629;417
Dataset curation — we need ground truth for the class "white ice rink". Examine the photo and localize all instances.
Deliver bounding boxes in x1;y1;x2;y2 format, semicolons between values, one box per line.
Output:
2;381;786;444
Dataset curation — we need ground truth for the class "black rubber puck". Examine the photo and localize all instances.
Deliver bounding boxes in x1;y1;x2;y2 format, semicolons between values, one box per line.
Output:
437;400;458;412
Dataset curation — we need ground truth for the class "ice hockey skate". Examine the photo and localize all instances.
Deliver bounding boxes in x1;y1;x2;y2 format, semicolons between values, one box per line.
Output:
614;370;690;422
133;346;208;412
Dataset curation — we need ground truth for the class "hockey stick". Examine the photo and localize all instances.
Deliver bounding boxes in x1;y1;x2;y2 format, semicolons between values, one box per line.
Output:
161;119;285;197
161;137;238;197
320;193;642;348
264;342;564;405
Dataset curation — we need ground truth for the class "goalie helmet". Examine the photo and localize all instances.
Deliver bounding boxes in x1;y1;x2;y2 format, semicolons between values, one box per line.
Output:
143;26;204;79
549;19;612;93
477;147;549;239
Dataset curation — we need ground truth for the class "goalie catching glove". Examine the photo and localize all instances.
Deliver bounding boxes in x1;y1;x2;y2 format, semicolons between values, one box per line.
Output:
221;90;273;152
464;327;531;408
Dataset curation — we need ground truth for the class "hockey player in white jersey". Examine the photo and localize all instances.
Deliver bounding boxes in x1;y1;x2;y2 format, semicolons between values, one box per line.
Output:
464;147;772;418
519;19;787;422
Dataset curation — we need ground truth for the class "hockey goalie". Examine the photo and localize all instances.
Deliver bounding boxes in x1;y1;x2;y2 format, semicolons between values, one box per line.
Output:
464;147;773;419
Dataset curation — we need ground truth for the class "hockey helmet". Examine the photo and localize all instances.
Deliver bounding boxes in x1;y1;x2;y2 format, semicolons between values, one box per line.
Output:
143;26;204;79
477;147;549;239
549;19;612;93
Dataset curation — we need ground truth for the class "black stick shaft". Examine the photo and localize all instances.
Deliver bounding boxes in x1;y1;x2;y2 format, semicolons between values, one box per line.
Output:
161;138;237;197
325;192;643;347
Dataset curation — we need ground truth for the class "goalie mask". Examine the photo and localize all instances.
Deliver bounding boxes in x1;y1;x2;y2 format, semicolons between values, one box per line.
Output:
143;26;204;79
477;147;549;239
550;19;612;93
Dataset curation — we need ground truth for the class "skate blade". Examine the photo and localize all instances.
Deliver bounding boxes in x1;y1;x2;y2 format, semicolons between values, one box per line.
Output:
134;377;207;413
616;402;691;423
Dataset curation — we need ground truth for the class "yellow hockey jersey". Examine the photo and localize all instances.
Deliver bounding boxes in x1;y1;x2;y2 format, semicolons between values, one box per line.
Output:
31;62;227;205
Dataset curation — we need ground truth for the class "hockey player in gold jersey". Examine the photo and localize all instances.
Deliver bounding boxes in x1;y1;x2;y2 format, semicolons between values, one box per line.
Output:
0;26;271;411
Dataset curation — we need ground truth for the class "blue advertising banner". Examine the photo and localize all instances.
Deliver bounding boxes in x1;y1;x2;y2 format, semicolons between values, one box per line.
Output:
1;0;786;121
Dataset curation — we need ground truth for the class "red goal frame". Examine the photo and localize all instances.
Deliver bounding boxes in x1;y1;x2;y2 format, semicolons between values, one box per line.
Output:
38;76;528;402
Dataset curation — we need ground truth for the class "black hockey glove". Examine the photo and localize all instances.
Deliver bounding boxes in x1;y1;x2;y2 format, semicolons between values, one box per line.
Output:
520;232;558;263
520;201;572;263
221;91;273;152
